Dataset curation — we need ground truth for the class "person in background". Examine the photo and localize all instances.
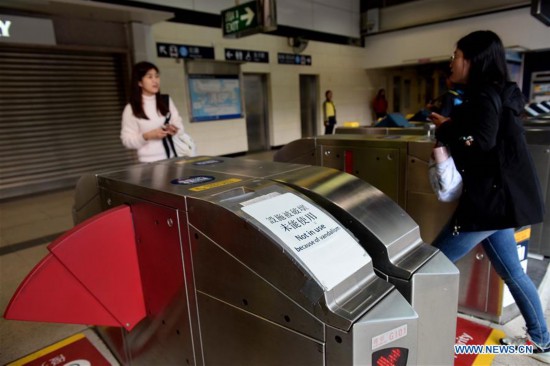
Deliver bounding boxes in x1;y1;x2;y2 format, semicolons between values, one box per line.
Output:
429;30;549;364
372;88;388;120
121;61;185;163
323;90;337;134
428;77;464;117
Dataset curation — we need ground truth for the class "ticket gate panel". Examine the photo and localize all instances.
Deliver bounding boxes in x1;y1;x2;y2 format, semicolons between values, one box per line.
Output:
269;165;458;366
524;131;550;257
186;186;418;366
349;146;404;206
174;157;416;266
324;290;418;366
456;244;504;322
197;292;325;366
270;165;429;276
408;252;459;365
190;215;325;340
121;288;196;366
352;290;418;366
95;165;414;364
318;145;404;205
186;184;395;331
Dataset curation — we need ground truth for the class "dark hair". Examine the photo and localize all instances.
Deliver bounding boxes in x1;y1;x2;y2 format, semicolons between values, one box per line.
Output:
375;88;386;98
456;30;509;90
325;90;332;99
129;61;169;119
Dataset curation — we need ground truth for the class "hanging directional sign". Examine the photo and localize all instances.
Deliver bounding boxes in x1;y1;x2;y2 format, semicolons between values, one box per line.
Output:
225;48;269;63
221;0;277;38
277;52;312;66
156;43;215;60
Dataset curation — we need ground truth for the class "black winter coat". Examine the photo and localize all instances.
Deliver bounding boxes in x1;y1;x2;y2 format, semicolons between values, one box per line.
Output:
435;82;544;232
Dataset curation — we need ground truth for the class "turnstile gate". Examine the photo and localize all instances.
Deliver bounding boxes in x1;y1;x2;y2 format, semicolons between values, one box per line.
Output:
5;157;459;365
156;156;459;366
274;134;538;324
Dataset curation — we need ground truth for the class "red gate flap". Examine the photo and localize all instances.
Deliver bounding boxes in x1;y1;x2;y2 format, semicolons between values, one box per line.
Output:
4;205;145;331
4;252;120;327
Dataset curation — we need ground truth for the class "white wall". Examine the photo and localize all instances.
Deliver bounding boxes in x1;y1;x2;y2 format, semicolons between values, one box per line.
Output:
363;8;550;69
151;22;372;156
147;7;548;156
136;0;361;38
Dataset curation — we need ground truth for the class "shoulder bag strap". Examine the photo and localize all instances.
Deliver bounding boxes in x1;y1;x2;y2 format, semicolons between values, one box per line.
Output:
159;94;178;158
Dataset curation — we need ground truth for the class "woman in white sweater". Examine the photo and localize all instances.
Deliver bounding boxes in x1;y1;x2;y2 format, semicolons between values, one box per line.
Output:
121;61;185;163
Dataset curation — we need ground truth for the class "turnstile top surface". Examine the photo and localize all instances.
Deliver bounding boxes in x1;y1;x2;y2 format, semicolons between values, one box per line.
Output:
96;157;396;330
335;126;427;136
314;133;433;147
96;156;309;206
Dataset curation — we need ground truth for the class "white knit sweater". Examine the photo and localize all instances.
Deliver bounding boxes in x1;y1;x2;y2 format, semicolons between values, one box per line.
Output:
120;94;185;163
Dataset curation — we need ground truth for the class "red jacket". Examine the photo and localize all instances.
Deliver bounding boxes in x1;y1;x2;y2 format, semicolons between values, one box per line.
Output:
373;97;388;114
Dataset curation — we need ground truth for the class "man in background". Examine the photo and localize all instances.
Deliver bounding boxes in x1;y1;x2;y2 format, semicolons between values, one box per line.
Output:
323;90;337;134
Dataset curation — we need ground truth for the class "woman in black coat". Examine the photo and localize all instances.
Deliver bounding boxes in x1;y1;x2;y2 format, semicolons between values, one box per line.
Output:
430;30;549;363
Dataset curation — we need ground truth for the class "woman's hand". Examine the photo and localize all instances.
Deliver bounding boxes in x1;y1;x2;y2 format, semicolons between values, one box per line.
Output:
164;124;179;136
143;127;168;141
428;112;450;127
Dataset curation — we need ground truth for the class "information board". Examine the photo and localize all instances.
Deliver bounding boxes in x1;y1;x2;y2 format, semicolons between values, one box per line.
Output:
188;75;243;122
241;192;370;291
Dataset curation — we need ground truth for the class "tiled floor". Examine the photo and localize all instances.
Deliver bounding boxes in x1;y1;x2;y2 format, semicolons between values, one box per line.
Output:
1;151;549;365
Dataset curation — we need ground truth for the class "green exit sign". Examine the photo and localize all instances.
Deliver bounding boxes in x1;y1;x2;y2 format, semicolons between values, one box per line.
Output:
221;0;277;38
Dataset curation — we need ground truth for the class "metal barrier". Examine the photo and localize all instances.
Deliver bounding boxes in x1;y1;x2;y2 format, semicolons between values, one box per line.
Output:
5;156;462;365
274;133;537;325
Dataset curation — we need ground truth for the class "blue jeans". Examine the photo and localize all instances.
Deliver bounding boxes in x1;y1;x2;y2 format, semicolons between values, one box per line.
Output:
432;224;550;348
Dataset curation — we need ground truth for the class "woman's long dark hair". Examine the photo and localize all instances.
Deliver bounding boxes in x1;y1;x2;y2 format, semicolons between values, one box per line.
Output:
456;30;509;91
129;61;169;119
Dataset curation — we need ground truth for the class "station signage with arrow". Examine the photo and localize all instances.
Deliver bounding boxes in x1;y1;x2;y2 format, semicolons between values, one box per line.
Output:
225;48;269;63
221;0;277;38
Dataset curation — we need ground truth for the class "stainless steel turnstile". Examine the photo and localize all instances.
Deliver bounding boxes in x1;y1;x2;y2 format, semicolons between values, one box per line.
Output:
524;127;550;257
5;156;461;366
154;157;458;366
274;134;532;325
333;124;550;257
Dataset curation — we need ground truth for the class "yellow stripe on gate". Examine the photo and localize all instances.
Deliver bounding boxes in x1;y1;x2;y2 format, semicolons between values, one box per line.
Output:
189;178;242;192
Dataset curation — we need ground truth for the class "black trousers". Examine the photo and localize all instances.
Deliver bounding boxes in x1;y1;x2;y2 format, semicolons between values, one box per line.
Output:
324;116;336;134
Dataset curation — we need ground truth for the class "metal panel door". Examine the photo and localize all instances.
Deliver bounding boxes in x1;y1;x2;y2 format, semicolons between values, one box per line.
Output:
0;47;131;200
243;73;269;152
299;75;318;137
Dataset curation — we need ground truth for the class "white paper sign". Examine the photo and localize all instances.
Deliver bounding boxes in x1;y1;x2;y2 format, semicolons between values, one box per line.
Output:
241;192;370;290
